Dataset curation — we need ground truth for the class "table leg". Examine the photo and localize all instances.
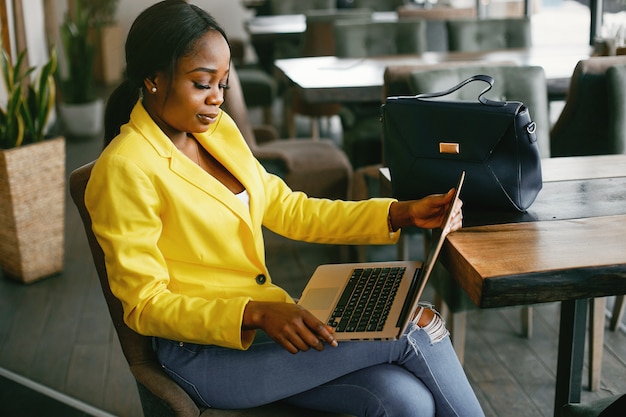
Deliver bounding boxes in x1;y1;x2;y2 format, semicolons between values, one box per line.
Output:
554;298;588;416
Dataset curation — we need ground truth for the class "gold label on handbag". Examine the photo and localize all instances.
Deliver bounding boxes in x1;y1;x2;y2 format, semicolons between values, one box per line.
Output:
439;143;460;154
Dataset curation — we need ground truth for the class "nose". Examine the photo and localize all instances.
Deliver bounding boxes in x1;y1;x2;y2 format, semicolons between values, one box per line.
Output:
207;87;224;107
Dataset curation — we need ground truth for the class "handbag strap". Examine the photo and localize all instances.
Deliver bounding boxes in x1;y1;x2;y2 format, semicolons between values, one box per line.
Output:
415;74;506;107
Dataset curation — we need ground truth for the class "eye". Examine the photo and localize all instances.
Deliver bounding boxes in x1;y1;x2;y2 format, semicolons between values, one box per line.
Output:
193;82;210;90
219;83;230;90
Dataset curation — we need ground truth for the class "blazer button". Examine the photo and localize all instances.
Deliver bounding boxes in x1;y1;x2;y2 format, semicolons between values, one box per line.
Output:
255;274;267;285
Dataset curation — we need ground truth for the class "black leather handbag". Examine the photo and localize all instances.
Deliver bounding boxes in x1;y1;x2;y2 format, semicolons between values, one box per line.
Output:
382;74;542;212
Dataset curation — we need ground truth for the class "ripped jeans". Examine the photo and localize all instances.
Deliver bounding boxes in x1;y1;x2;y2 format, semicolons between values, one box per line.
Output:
154;305;485;417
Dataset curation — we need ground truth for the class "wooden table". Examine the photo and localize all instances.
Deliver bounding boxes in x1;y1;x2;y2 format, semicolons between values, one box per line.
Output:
274;45;591;104
384;154;626;416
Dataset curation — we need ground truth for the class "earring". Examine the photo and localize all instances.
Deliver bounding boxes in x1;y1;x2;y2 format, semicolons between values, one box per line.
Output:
151;87;157;93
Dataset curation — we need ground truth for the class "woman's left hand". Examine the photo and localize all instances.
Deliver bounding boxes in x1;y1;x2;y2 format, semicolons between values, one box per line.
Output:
389;188;463;233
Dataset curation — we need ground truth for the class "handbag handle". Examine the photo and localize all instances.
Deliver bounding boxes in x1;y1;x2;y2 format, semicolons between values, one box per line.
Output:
415;74;506;107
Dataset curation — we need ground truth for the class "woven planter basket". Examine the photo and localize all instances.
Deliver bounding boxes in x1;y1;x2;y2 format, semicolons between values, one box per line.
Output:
0;137;65;283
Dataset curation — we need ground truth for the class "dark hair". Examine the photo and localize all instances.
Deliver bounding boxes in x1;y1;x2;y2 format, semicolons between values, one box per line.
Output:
104;0;229;146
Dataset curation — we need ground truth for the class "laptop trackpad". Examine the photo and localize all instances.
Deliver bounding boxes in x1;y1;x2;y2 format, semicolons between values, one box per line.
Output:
300;287;339;310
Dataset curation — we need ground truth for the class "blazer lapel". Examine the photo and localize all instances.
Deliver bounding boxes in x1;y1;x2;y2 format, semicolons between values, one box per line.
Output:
133;104;255;230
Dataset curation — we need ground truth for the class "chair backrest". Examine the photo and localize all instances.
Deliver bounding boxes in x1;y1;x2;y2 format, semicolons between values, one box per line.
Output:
68;162;202;417
302;8;373;56
446;17;532;52
397;6;477;52
222;66;260;150
334;18;428;57
382;60;517;98
269;0;334;15
550;55;626;157
351;0;405;11
607;64;626;150
407;64;551;158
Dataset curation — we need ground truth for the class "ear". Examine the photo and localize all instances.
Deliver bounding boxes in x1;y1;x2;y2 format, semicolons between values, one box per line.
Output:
143;75;158;94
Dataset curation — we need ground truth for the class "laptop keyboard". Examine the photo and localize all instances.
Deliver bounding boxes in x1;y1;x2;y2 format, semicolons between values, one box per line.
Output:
327;267;405;333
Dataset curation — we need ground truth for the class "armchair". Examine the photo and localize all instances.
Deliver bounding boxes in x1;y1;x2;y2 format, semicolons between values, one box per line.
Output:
561;393;625;417
350;0;405;11
405;64;614;386
69;162;352;417
224;66;353;200
268;0;334;14
550;56;626;372
390;63;550;363
332;18;428;168
285;8;374;139
550;55;626;157
407;64;551;158
446;17;532;52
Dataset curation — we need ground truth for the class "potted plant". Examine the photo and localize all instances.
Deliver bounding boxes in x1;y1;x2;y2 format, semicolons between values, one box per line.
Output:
57;0;104;137
0;47;66;283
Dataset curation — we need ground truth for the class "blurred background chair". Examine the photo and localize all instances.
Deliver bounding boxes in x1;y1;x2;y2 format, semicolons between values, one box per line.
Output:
446;17;532;52
550;57;626;388
69;163;353;417
408;64;551;158
560;393;625;417
225;66;353;201
550;55;626;157
268;0;335;14
397;4;476;52
401;64;550;363
230;38;277;126
302;8;373;57
349;0;405;11
333;18;427;58
405;64;622;384
332;18;428;169
285;8;374;139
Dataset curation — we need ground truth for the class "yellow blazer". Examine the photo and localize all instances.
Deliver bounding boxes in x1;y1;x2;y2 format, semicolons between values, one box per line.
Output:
86;102;399;350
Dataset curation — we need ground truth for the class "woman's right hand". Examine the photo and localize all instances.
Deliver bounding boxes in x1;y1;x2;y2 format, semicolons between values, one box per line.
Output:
243;301;338;354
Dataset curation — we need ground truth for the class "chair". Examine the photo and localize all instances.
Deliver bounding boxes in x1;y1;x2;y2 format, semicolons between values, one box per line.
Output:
230;38;277;126
550;57;626;385
561;393;626;417
69;167;353;417
268;0;335;15
407;64;551;158
396;63;551;363
350;0;405;11
406;65;621;382
302;8;373;57
285;8;374;139
333;18;427;58
446;17;532;52
397;5;477;52
224;65;353;201
550;55;626;157
332;18;428;168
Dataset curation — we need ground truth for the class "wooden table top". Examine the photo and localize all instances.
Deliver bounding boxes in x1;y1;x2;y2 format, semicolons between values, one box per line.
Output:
443;214;626;307
275;46;592;103
440;155;626;308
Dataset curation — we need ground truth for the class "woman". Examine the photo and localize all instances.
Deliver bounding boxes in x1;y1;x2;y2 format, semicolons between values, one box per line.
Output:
86;1;484;416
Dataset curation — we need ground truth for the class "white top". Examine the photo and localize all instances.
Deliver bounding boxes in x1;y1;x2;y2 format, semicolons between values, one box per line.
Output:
235;189;250;208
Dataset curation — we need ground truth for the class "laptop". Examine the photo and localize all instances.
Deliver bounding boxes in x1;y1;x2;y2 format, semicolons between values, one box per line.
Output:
298;171;465;341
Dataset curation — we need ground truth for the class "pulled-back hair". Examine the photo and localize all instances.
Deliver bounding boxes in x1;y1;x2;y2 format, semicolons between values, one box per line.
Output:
104;0;229;146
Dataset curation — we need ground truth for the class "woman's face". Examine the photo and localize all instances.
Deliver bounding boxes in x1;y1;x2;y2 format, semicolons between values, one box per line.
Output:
146;30;231;139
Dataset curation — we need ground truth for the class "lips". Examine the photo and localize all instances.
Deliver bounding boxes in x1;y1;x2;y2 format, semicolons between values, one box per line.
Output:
197;113;218;124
